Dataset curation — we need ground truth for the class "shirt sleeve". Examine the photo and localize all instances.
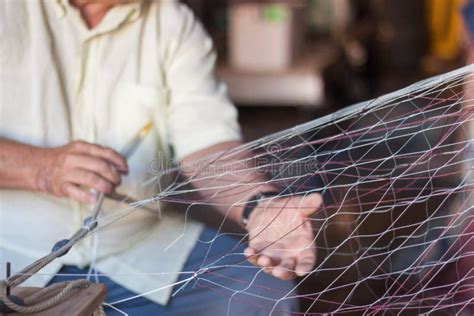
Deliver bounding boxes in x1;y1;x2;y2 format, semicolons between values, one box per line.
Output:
159;1;242;161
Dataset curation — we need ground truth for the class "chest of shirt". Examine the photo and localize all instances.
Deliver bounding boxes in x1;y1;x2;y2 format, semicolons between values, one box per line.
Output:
0;2;168;146
0;1;172;202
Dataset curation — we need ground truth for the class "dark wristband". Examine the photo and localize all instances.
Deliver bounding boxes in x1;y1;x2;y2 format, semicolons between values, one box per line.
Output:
241;191;280;226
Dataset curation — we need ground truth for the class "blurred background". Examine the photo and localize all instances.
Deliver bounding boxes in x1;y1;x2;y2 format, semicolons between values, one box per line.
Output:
182;0;468;140
178;0;473;313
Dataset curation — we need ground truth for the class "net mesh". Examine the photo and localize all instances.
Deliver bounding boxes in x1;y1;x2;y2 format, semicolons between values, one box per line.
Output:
87;65;474;314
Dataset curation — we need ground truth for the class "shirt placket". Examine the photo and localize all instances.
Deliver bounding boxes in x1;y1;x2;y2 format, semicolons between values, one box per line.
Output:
70;35;100;263
67;4;139;263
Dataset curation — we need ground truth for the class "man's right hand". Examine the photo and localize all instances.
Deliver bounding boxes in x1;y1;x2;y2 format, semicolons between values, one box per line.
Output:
35;141;128;204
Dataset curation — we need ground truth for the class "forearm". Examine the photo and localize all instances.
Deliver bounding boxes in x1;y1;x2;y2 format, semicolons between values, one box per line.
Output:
182;141;322;279
0;138;44;191
181;141;278;225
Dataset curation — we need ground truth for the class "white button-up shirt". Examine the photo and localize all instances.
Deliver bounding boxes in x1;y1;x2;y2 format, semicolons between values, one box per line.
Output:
0;0;241;305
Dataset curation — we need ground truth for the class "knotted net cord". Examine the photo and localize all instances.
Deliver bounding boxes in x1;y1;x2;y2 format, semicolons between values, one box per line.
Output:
1;64;473;314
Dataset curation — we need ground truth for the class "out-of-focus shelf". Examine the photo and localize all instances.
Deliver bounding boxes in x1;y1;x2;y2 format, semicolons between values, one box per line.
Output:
217;49;335;108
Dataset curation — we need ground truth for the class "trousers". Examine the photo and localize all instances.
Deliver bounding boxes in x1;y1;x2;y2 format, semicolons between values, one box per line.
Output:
49;227;299;315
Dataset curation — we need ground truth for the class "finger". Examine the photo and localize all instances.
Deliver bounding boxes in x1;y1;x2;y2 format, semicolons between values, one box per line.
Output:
257;255;277;274
244;247;259;266
257;255;273;267
295;248;316;276
64;183;97;204
245;241;268;266
68;155;122;185
263;248;285;274
91;146;128;172
65;169;114;195
272;257;296;280
72;142;128;173
299;193;323;217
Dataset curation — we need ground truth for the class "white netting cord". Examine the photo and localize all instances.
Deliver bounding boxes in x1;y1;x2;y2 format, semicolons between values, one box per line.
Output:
93;66;473;315
4;65;473;315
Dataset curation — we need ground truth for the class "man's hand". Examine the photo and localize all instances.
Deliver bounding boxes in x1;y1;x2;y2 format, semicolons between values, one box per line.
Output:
244;193;322;280
35;141;128;204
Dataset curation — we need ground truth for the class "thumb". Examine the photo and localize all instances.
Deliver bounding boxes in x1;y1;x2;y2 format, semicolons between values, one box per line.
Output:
299;193;322;217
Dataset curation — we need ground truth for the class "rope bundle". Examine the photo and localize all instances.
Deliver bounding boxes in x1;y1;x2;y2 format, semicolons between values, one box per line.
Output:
0;217;99;314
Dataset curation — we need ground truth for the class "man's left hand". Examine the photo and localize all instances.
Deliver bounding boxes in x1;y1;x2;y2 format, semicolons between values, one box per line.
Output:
244;193;322;280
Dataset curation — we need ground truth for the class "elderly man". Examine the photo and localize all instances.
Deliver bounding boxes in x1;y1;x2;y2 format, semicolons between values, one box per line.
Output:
0;0;321;315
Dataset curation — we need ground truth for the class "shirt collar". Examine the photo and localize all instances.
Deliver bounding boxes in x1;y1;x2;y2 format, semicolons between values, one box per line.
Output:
52;0;144;25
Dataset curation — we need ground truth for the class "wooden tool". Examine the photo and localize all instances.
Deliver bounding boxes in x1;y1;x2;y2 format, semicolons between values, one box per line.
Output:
6;284;107;316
